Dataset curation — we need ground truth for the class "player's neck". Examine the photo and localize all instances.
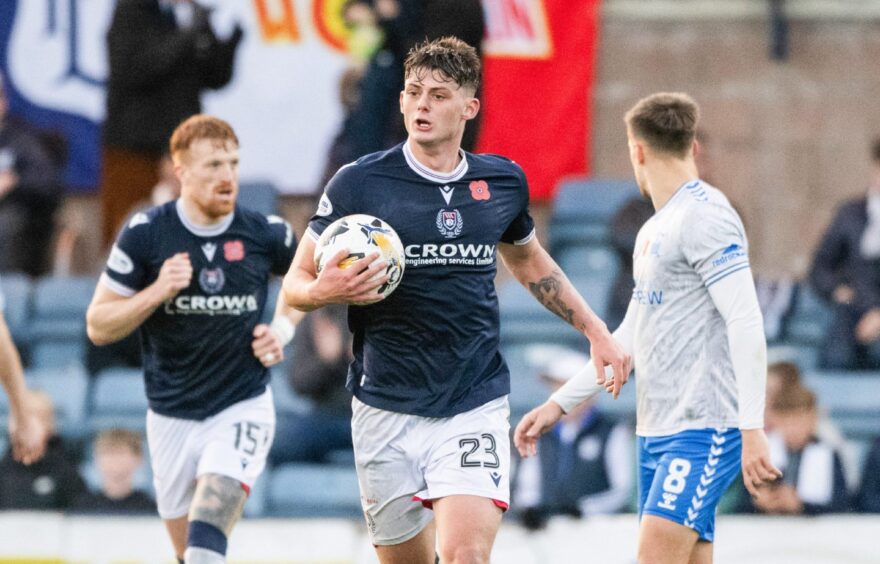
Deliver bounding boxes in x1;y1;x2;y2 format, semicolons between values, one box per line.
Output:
178;196;230;227
406;138;463;173
645;160;699;210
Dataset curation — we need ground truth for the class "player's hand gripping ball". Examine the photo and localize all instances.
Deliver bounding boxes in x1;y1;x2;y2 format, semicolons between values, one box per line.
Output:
314;214;405;302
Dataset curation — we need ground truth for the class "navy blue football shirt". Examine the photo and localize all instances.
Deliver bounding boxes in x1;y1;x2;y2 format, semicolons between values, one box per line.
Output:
102;200;297;420
309;142;535;417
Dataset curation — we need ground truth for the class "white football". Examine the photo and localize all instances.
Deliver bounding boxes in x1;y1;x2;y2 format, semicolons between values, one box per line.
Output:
314;214;406;301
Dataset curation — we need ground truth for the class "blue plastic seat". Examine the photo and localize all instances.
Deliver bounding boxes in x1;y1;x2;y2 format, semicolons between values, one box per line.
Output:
550;177;640;251
238;181;279;216
783;286;833;346
0;272;33;346
802;370;880;440
265;462;362;517
26;365;90;438
89;367;148;432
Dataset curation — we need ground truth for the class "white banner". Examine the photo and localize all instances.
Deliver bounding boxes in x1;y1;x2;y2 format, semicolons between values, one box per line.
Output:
0;513;878;563
1;0;350;193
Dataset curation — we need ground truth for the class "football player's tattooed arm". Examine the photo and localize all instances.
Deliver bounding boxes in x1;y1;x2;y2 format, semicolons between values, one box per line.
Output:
282;234;389;311
86;252;192;345
499;238;606;335
499;238;631;396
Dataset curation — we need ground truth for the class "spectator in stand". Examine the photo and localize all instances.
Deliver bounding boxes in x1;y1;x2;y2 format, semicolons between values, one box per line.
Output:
0;391;87;510
741;384;850;515
270;305;354;464
346;0;422;158
0;75;64;276
100;0;243;247
809;137;880;369
856;435;880;513
346;0;485;158
512;349;633;530
73;428;155;514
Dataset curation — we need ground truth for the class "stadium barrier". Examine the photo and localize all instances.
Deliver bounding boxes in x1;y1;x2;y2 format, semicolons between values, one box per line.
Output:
0;512;877;563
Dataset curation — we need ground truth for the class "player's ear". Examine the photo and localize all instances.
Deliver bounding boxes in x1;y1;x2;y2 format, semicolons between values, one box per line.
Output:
463;97;480;121
399;90;405;115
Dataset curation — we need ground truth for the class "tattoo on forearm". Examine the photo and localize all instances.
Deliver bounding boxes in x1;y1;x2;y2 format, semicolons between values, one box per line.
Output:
528;270;577;326
189;474;248;535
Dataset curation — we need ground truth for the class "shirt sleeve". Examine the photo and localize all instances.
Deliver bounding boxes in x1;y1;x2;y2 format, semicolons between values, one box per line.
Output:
307;163;362;242
550;304;637;413
706;261;767;430
265;214;298;275
100;212;153;297
680;201;750;287
500;163;536;245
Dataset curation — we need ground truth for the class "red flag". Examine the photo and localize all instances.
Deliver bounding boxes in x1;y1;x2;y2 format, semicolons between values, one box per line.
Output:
477;0;601;202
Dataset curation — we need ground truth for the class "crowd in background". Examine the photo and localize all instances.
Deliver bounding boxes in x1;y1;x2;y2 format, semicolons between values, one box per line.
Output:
1;0;880;523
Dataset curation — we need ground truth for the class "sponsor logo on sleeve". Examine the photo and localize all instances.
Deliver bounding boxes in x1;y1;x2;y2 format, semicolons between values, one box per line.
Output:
107;245;134;274
128;213;150;229
316;193;333;217
711;243;746;267
268;214;294;247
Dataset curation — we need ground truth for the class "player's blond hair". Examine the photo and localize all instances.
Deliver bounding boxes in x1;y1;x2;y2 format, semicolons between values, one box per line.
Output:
404;37;481;93
169;114;238;163
625;92;699;157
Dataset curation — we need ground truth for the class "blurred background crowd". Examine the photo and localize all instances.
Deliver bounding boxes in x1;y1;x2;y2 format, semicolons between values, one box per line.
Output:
1;0;880;525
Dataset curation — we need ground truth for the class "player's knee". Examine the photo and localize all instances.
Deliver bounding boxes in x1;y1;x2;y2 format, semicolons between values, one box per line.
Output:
437;541;490;564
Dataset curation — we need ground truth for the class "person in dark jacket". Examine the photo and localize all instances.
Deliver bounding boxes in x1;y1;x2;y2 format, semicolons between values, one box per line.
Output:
270;305;354;464
856;435;880;513
100;0;243;246
809;137;880;369
0;76;64;276
0;391;86;510
512;349;633;530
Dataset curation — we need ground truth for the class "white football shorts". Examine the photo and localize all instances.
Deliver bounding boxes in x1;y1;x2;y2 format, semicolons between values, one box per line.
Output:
147;387;275;519
352;394;511;545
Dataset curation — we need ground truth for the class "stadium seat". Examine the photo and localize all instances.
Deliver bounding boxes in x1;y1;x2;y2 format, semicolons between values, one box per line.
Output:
30;341;85;370
767;343;820;371
238;181;279;216
264;462;362;517
25;365;90;438
782;286;832;346
89;367;148;432
497;279;583;347
27;276;95;368
0;272;33;346
270;367;312;415
550;177;640;252
243;470;270;518
802;370;880;440
556;244;620;280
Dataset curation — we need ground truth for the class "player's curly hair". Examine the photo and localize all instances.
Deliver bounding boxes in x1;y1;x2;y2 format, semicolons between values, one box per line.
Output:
169;114;239;162
404;37;481;93
625;92;699;157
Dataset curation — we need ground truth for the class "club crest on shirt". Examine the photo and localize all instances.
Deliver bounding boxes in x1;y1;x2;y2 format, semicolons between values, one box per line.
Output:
436;209;463;238
199;268;225;294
